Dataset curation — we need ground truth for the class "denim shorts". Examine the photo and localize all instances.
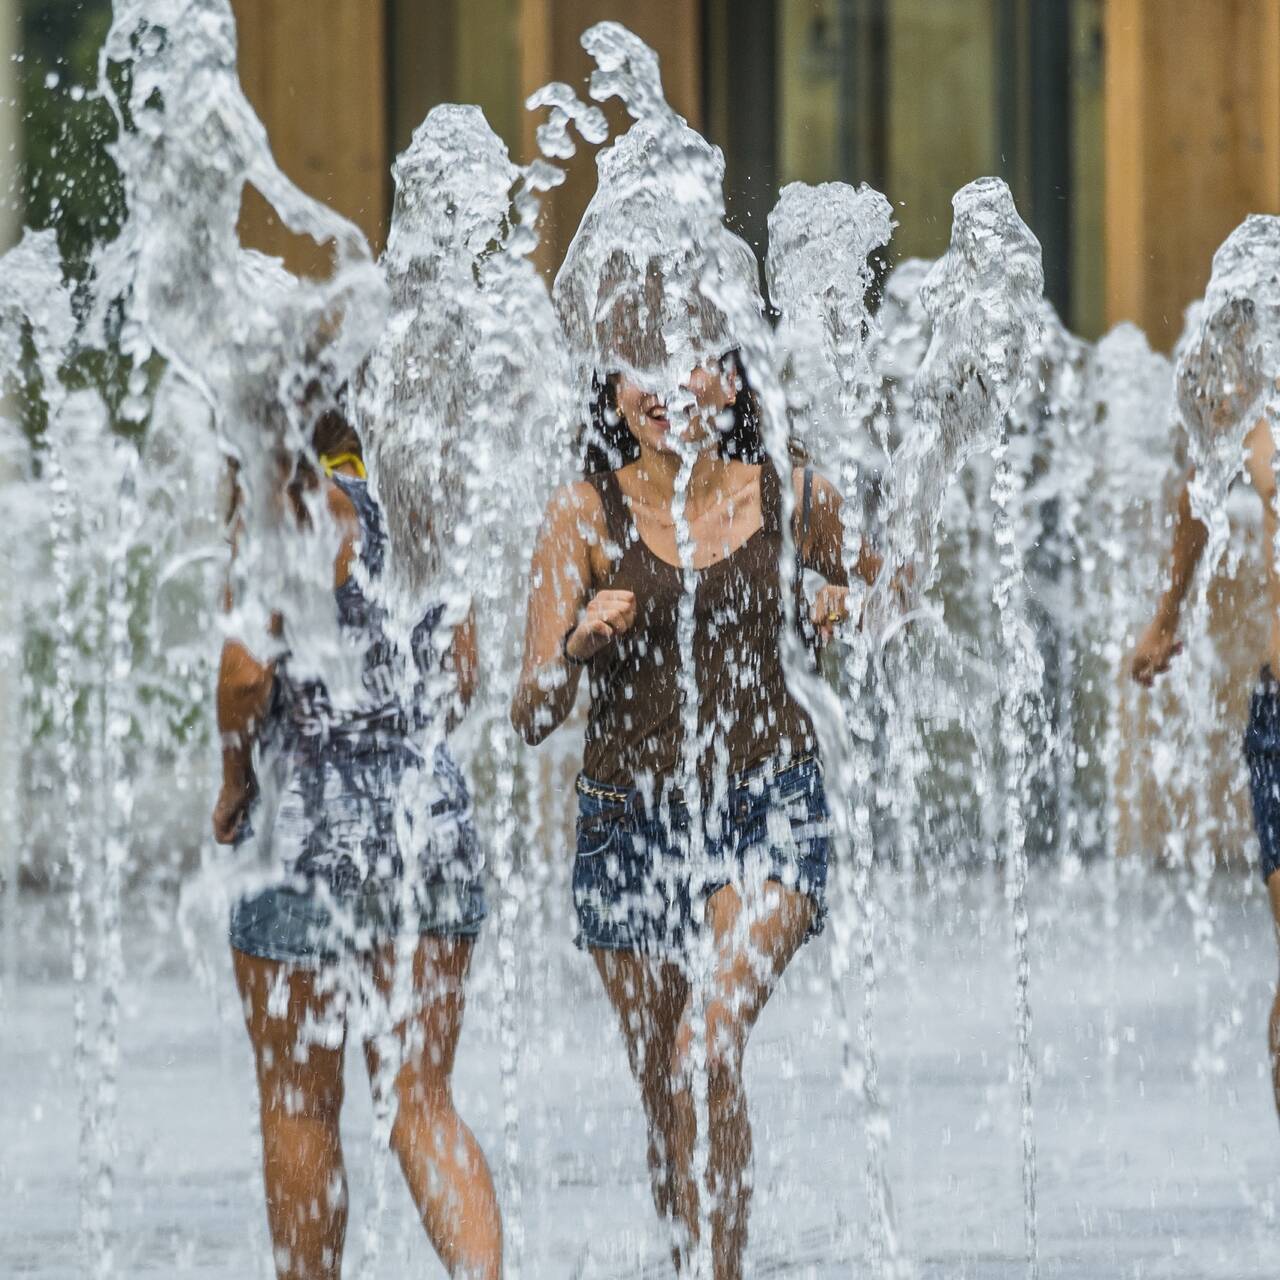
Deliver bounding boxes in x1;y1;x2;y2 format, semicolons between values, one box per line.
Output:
229;875;487;966
572;755;830;955
1244;666;1280;884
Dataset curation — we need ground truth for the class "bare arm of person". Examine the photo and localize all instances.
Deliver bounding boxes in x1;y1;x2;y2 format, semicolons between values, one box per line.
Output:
213;638;275;844
511;482;636;746
1130;470;1208;686
792;468;886;642
325;481;360;588
442;605;479;730
212;480;358;842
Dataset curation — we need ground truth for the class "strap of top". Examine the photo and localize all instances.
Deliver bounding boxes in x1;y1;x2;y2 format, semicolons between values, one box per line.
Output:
587;470;634;551
801;465;814;551
330;473;385;579
759;459;782;531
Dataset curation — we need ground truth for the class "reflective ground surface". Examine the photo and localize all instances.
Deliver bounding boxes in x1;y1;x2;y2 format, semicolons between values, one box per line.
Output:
4;870;1276;1279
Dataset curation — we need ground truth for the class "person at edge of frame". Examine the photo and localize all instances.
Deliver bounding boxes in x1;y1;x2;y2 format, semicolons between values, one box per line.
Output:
1131;414;1280;1127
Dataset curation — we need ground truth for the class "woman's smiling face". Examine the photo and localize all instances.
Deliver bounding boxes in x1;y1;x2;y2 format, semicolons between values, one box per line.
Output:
613;356;740;456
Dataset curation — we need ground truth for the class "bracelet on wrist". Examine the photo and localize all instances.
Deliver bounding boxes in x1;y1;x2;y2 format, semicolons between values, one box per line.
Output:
561;626;590;668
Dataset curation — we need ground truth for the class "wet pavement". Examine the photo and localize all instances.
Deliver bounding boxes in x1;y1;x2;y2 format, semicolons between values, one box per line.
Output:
3;867;1277;1278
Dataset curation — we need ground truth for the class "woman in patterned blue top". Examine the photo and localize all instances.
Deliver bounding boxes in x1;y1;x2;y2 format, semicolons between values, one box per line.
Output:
213;406;501;1279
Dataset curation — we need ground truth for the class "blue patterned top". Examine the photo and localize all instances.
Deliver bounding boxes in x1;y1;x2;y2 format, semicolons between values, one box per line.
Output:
253;474;478;894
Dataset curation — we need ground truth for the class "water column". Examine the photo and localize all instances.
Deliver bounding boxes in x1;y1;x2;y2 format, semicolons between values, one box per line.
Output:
547;30;726;1272
1092;323;1173;1094
354;99;572;1275
1006;303;1093;870
0;231;74;1009
766;179;905;1275
87;4;386;1270
0;231;94;1258
888;179;1046;1276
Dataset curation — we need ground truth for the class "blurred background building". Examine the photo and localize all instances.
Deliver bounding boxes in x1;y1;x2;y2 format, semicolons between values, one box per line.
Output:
12;1;1280;347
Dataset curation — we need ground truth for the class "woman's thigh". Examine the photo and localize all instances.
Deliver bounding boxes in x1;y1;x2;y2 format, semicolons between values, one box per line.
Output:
593;947;688;1080
363;935;474;1089
695;882;813;1057
232;948;348;1111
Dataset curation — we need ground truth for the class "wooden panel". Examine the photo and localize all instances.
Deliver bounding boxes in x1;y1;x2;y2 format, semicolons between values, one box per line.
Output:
231;0;388;270
1102;0;1145;331
886;0;997;262
1104;0;1280;345
388;0;457;156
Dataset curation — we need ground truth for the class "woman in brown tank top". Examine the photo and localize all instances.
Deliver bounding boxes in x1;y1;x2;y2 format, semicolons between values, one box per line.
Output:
511;351;881;1278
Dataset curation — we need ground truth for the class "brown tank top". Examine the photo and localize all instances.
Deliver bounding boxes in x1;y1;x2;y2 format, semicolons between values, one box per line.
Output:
582;462;818;788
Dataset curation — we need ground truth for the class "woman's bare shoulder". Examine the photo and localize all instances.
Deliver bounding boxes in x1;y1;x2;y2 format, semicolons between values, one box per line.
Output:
540;478;608;539
323;477;359;526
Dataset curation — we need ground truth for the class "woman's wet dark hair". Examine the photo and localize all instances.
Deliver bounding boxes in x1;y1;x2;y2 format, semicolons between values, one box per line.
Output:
580;350;766;475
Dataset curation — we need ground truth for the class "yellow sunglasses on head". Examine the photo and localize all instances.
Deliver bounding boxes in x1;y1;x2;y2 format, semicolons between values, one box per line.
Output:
319;452;366;480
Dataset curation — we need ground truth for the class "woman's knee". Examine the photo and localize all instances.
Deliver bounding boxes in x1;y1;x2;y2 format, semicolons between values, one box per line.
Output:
670;1008;744;1099
263;1065;345;1129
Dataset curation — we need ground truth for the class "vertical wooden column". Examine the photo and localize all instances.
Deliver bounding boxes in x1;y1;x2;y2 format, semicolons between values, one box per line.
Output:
1104;0;1280;345
1105;1;1280;868
230;0;388;270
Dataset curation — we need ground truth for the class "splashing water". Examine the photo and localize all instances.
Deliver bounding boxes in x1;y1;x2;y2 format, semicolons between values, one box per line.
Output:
768;177;905;1276
6;8;1280;1279
906;177;1046;1277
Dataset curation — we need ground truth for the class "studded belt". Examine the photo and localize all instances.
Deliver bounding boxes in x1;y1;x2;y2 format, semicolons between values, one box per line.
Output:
575;752;818;811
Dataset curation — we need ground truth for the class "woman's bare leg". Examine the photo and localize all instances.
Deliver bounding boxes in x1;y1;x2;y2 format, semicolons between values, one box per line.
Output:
592;948;690;1231
668;883;813;1280
365;935;501;1280
234;947;349;1280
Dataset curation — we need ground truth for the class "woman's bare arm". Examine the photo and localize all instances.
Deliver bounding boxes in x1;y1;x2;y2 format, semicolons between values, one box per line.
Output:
791;468;890;640
511;482;634;746
793;468;884;587
1131;470;1207;685
443;605;479;731
213;638;275;843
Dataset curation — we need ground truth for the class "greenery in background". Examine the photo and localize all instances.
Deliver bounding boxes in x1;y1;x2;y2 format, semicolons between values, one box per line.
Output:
18;1;157;451
20;0;123;281
15;3;206;862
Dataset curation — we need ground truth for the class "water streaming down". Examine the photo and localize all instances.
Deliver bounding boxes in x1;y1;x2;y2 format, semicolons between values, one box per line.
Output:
0;229;75;1025
900;178;1047;1276
351;100;569;1276
0;231;97;1258
1162;218;1280;1081
767;179;907;1275
95;0;387;696
6;6;1280;1277
1091;322;1174;1091
91;3;386;1274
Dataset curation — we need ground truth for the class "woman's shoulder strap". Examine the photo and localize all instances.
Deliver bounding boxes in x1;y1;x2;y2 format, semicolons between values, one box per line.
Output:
801;464;815;548
585;470;632;551
330;474;385;577
759;458;785;530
